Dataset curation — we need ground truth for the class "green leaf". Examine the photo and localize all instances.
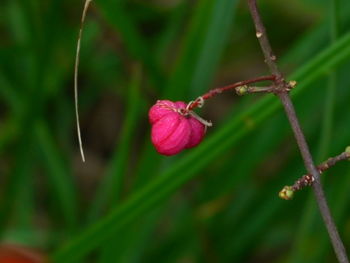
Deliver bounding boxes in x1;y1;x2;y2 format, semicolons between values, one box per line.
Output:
165;0;239;100
35;121;78;230
95;0;164;89
87;66;143;222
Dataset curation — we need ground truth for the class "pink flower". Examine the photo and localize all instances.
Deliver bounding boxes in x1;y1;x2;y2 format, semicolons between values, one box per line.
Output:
149;100;206;156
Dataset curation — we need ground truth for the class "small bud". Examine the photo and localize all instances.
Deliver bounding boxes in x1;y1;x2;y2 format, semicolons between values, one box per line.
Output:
279;186;294;200
288;80;297;88
345;146;350;160
235;85;248;96
256;31;263;38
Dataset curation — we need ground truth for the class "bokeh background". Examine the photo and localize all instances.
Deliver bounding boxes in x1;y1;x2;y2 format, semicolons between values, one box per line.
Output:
1;0;350;262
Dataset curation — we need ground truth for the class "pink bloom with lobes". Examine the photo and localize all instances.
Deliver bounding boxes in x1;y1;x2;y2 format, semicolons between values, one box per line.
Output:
149;100;206;156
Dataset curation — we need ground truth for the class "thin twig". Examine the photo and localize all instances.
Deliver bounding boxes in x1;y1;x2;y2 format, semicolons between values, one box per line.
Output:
235;85;276;95
247;0;349;262
187;75;276;110
235;81;296;96
280;149;350;200
74;0;93;162
247;1;280;78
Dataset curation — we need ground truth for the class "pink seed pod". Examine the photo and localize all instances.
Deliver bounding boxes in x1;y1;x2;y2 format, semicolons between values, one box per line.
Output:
149;100;206;156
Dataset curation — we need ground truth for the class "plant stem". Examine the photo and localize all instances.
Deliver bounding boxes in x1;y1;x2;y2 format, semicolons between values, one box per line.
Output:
74;0;93;163
278;93;348;263
188;75;276;110
247;0;349;262
247;1;280;78
280;149;350;200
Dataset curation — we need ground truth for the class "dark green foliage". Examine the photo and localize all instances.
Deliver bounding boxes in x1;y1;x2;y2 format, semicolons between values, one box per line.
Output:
0;0;349;262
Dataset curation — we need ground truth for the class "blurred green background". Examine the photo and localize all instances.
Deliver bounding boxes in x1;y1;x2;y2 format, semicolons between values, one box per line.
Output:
1;0;350;262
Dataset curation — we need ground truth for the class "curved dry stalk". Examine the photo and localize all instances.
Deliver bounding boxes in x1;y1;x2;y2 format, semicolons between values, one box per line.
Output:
74;0;93;162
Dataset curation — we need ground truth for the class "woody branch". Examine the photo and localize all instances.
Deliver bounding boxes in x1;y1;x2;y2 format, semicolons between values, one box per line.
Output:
280;147;350;200
247;0;349;262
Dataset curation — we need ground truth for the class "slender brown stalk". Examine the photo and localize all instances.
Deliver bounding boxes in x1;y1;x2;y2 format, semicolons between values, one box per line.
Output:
247;0;349;262
201;75;276;100
187;75;276;110
280;150;350;199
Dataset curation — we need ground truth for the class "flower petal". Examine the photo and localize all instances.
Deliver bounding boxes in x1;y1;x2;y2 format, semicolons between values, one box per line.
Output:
174;101;187;109
151;112;180;145
152;115;191;156
149;100;176;124
186;117;205;148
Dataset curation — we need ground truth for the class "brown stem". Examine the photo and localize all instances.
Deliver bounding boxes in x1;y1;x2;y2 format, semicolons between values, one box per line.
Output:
187;75;276;110
247;0;349;262
316;151;350;175
247;0;281;78
280;150;350;199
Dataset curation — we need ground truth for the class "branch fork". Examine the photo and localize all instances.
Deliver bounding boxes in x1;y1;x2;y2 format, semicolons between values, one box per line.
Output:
246;0;349;262
280;147;350;200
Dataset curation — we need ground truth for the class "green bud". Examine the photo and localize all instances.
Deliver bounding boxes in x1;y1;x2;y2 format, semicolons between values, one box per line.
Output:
279;186;294;200
346;146;350;153
288;80;297;88
235;85;248;96
346;146;350;160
